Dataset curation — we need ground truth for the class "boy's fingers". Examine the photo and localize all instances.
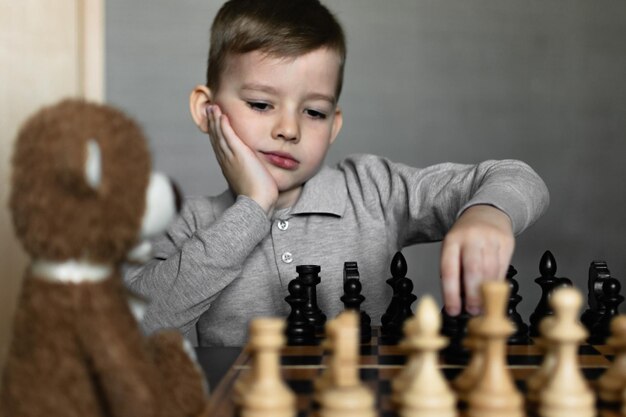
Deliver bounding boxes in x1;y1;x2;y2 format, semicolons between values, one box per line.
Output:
498;240;515;281
210;107;234;159
440;242;461;316
462;244;483;315
482;242;501;282
218;114;244;155
206;107;224;155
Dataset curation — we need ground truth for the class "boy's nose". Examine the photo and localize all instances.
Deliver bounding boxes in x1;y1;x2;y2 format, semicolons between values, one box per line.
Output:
271;112;300;142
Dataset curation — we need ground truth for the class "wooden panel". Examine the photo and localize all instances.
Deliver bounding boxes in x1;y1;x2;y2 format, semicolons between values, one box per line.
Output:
0;0;104;371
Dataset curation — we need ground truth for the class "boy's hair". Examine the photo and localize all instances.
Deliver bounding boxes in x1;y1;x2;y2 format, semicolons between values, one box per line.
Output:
207;0;346;98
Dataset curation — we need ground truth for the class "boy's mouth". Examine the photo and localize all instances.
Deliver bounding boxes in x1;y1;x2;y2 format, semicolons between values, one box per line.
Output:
261;151;300;170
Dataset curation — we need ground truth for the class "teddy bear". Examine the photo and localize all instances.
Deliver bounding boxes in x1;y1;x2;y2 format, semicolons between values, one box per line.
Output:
1;99;210;417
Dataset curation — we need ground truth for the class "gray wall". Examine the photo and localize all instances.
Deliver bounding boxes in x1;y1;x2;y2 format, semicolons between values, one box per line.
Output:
107;0;626;321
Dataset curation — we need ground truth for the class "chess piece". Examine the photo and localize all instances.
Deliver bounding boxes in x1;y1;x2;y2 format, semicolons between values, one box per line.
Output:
382;252;417;341
296;265;327;334
581;261;611;332
318;311;376;417
538;287;595;417
285;278;316;345
529;251;572;336
597;315;626;403
340;262;372;343
589;276;623;344
394;295;457;417
506;265;530;344
383;278;417;341
442;281;472;354
382;252;407;327
466;281;524;417
240;318;296;417
441;306;472;356
452;317;484;403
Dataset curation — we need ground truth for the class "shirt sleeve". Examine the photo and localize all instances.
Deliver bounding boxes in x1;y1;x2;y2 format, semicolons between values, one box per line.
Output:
123;194;271;336
338;154;550;247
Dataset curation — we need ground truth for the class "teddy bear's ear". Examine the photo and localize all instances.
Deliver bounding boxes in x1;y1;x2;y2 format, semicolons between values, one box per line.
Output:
84;139;102;191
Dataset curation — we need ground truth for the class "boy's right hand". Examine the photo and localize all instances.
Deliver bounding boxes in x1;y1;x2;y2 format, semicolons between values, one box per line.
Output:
206;104;278;214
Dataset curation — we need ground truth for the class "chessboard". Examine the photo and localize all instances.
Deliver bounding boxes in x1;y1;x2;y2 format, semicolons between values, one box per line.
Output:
203;327;621;417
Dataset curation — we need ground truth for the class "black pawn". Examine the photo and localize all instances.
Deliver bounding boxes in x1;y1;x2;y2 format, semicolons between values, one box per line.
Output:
382;278;417;341
529;251;572;337
381;252;407;328
285;278;316;345
506;265;530;344
296;265;327;334
381;252;417;341
589;276;624;344
340;262;372;343
581;261;611;332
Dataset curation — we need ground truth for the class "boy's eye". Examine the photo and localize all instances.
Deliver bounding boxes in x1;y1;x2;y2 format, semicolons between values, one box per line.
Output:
305;109;327;119
246;101;271;112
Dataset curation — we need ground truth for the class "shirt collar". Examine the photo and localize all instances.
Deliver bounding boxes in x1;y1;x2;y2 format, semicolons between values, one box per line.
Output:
289;164;346;217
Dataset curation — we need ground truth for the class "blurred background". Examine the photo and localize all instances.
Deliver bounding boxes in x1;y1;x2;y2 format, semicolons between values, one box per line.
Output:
105;0;626;320
1;1;625;361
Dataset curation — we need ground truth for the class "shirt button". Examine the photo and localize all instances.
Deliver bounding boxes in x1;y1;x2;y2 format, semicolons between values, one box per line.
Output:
277;220;289;231
281;252;293;264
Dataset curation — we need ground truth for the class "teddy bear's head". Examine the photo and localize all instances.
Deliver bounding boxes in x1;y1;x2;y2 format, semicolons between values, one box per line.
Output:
10;99;178;265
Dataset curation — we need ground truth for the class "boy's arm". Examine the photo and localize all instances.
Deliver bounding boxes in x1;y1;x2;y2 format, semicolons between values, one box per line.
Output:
123;195;270;336
340;155;549;315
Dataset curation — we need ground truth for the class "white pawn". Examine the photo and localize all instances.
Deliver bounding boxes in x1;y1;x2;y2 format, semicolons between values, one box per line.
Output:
319;311;376;417
240;318;296;417
538;287;595;417
394;295;457;417
598;315;626;402
466;281;524;417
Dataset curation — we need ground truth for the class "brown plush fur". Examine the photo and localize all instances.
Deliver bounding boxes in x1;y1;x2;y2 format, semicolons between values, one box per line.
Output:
1;99;209;417
10;99;150;263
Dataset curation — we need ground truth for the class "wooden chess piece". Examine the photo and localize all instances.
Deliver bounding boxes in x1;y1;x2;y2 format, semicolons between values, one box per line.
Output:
297;264;327;334
529;251;572;336
239;318;296;417
597;315;626;403
285;278;316;345
382;252;407;327
507;265;530;344
589;277;624;344
452;317;484;403
318;311;376;417
394;295;457;417
538;287;595;417
581;261;611;332
466;281;524;417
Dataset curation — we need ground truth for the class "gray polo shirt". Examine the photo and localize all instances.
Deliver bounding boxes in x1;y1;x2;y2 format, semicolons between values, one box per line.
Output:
124;154;549;346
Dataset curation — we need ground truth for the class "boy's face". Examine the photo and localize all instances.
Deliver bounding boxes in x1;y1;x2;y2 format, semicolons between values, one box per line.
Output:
210;48;343;205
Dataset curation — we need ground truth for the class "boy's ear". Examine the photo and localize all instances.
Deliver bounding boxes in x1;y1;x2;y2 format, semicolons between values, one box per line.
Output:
189;85;213;133
329;107;343;145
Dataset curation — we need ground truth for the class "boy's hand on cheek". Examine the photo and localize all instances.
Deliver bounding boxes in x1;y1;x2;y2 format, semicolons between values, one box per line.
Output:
439;205;514;317
207;105;278;214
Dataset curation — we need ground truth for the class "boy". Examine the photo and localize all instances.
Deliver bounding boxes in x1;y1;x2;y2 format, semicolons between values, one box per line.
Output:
124;0;549;346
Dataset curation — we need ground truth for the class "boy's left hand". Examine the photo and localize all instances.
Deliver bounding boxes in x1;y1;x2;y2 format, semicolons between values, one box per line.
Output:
440;204;514;316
